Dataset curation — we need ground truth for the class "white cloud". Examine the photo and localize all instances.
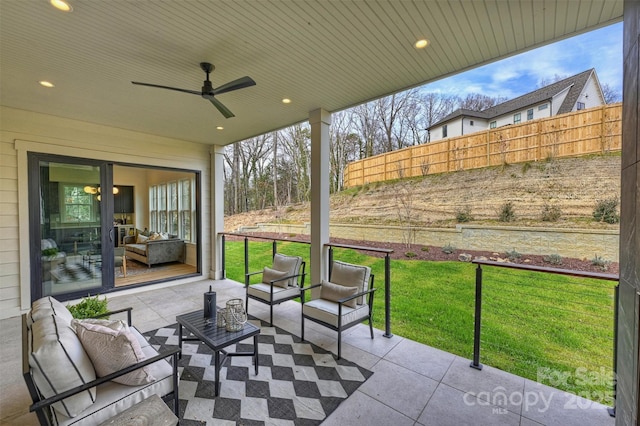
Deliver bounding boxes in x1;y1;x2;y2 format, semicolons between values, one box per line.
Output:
420;23;623;100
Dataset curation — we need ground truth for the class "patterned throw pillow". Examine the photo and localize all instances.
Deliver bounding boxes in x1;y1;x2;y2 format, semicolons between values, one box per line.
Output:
136;234;149;244
73;319;155;386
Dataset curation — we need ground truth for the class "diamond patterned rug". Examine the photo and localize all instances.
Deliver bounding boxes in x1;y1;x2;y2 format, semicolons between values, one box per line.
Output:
143;318;373;425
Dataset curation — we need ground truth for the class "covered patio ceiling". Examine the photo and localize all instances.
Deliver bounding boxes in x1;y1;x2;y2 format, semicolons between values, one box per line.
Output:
0;1;623;147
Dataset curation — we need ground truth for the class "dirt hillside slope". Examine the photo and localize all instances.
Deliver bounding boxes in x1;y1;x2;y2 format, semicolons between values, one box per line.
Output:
225;155;621;231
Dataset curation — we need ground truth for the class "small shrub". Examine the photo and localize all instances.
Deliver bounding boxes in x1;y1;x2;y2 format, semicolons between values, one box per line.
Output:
498;202;516;222
455;206;473;223
521;162;532;174
41;247;59;257
404;251;417;258
591;254;611;271
543;254;563;265
505;249;521;262
593;198;620;224
67;294;109;319
442;243;455;254
541;204;562;222
420;246;430;252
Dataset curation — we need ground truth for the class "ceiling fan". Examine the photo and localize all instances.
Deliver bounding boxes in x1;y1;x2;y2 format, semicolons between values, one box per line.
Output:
131;62;256;119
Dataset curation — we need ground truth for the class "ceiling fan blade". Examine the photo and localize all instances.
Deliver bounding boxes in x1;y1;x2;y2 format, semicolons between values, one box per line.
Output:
131;81;201;96
213;76;256;95
208;97;235;119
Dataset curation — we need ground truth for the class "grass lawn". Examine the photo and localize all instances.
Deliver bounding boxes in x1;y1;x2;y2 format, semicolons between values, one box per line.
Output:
223;239;616;403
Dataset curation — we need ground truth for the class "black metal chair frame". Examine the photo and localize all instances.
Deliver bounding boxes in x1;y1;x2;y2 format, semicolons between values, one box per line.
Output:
245;259;306;326
300;273;375;359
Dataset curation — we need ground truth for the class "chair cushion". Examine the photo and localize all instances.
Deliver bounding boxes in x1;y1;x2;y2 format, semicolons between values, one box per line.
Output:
303;299;370;328
73;319;155;386
320;280;358;308
126;244;147;256
248;283;301;302
28;296;75;326
29;315;97;418
330;261;371;305
262;266;290;288
272;254;302;287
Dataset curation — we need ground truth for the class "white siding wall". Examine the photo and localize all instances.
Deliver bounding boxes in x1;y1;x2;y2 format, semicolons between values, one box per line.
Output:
0;107;212;319
575;76;605;110
491;102;553;128
462;117;488;134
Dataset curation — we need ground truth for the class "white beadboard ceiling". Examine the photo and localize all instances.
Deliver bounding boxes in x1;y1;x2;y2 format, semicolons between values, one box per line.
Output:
0;1;623;146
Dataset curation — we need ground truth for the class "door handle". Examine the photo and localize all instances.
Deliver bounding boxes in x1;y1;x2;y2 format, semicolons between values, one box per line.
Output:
109;228;114;243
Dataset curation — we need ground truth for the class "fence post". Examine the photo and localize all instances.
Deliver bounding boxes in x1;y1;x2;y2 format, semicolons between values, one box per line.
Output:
221;234;226;278
383;252;393;338
470;263;483;370
608;284;619;417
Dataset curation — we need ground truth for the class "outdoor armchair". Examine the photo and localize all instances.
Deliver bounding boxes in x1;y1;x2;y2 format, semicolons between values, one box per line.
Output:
300;260;375;359
245;253;306;326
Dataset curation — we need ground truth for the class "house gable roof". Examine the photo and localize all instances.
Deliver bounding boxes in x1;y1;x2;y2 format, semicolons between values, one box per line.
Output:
428;69;596;130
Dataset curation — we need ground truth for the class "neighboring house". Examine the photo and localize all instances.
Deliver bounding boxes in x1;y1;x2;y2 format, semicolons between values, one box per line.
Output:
427;69;605;142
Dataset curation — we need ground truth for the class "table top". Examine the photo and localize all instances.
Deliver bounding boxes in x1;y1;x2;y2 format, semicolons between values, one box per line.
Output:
176;309;260;350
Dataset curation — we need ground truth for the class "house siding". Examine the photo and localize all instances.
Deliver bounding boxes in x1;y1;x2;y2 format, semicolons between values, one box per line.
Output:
0;106;212;319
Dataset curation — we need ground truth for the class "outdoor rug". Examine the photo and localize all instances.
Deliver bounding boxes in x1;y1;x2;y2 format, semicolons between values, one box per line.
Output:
143;318;373;425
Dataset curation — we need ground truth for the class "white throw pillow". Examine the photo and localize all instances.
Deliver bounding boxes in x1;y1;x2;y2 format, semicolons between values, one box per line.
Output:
136;234;149;244
262;266;290;288
74;319;155;386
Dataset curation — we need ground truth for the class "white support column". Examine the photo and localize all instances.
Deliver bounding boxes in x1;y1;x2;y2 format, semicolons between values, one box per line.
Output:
210;145;226;280
309;109;331;285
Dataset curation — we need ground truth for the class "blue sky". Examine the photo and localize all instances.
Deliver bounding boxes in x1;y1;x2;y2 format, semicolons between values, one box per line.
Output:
422;22;623;100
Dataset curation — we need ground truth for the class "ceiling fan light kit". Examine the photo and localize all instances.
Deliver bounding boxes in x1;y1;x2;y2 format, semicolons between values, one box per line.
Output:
132;62;256;119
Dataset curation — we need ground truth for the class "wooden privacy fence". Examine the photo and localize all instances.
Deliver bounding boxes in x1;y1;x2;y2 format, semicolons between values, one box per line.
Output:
343;103;622;188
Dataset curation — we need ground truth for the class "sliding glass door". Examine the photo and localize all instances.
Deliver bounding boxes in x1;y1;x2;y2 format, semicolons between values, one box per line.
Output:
29;154;114;301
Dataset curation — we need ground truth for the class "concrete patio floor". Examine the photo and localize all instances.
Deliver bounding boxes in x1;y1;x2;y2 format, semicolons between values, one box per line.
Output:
1;279;615;426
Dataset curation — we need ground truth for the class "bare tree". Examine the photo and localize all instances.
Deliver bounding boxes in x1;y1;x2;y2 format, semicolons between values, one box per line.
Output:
279;124;311;203
601;83;622;104
395;183;417;248
458;93;507;111
352;102;383;157
536;74;568;88
376;90;418;152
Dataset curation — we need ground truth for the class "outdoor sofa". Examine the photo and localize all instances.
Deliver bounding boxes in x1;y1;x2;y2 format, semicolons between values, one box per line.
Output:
22;297;179;425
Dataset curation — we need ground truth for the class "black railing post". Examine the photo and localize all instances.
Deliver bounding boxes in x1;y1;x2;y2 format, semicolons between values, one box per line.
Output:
272;240;277;259
608;284;619;418
329;246;334;277
383;253;392;338
221;235;226;278
244;237;249;277
470;263;483;370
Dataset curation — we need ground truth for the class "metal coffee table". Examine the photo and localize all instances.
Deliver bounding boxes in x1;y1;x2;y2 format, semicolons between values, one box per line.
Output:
176;310;260;396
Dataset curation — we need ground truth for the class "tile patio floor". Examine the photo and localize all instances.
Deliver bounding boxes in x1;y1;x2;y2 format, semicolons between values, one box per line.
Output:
1;279;615;426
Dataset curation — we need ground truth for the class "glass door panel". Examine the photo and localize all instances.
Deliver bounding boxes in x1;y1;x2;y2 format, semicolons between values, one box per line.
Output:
36;159;105;298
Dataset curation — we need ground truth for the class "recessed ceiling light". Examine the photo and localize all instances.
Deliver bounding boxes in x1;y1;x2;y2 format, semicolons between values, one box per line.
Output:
414;39;429;49
282;98;291;104
39;81;55;88
216;126;224;130
50;0;73;12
